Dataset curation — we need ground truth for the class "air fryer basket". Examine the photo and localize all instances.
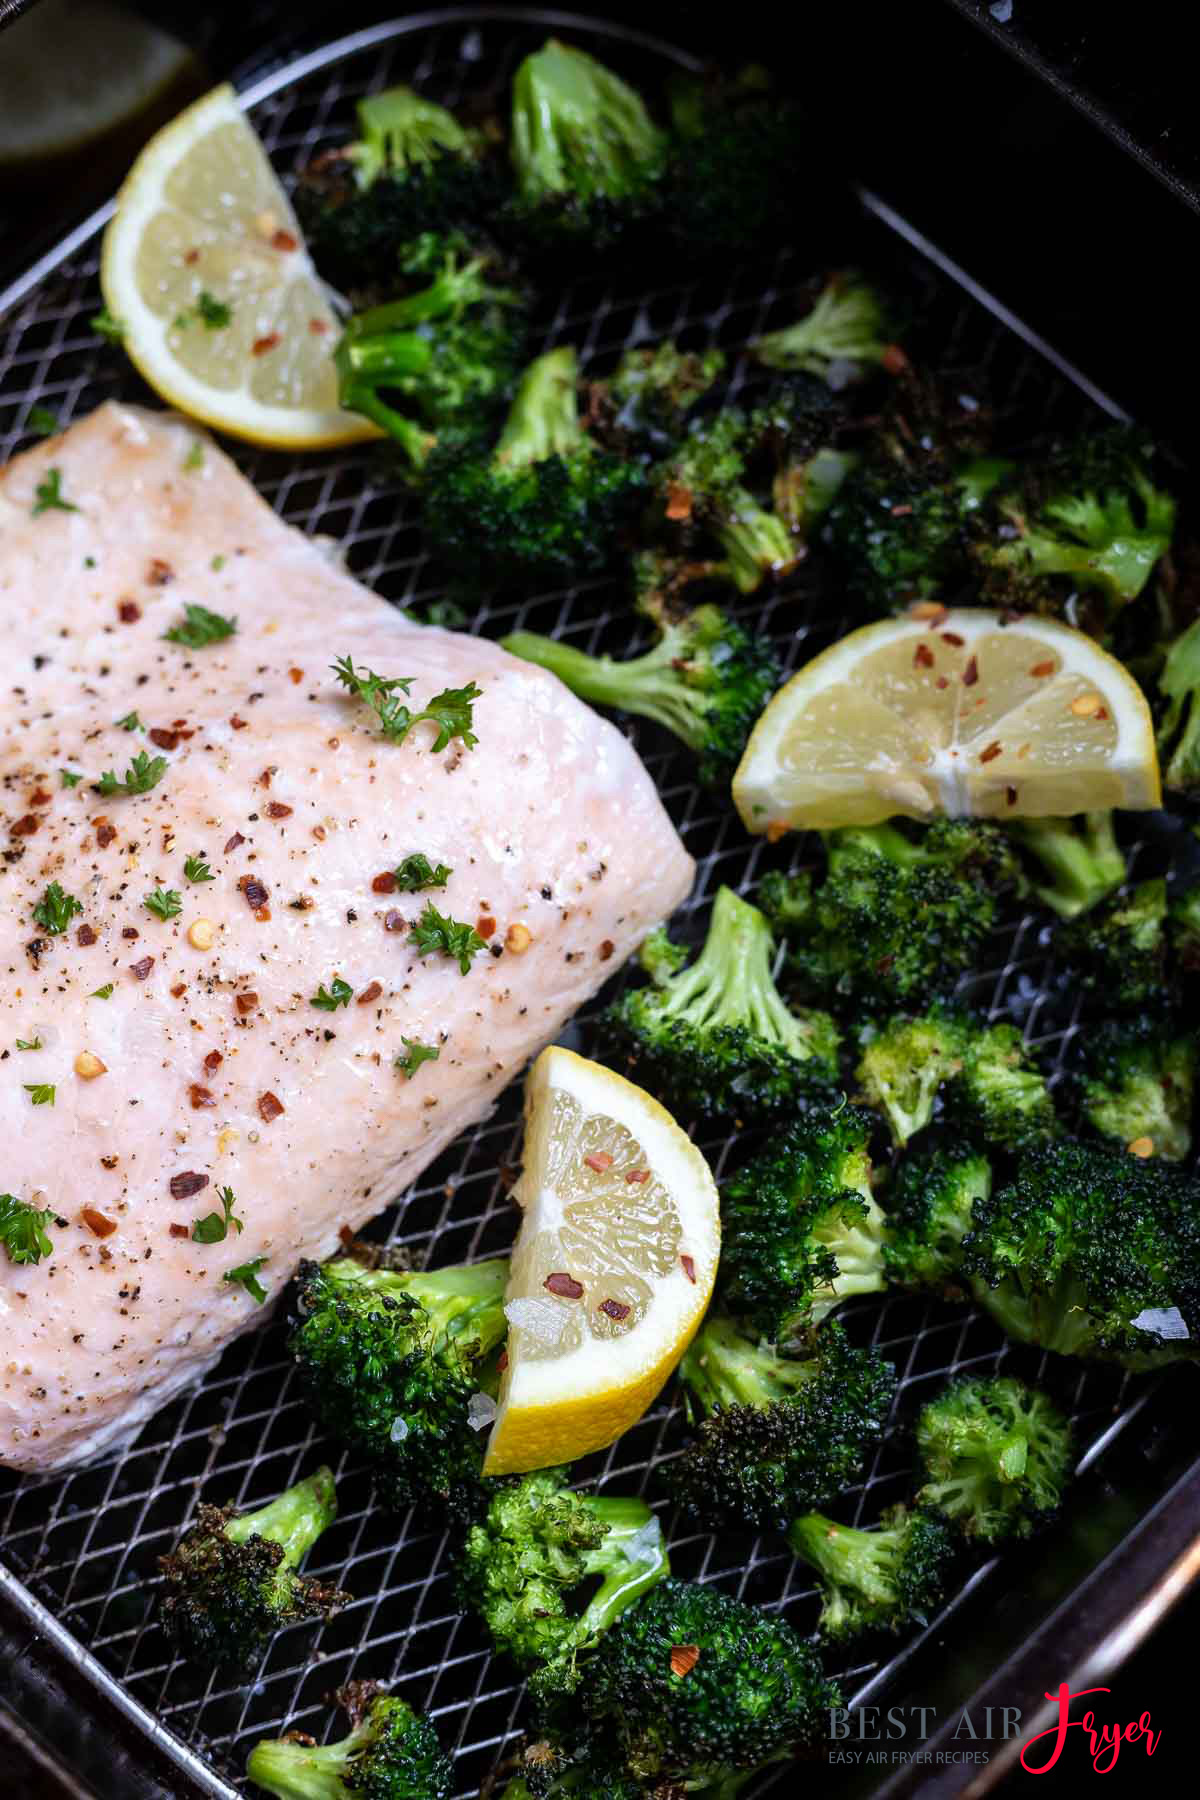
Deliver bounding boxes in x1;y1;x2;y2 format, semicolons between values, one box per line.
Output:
1;12;1198;1798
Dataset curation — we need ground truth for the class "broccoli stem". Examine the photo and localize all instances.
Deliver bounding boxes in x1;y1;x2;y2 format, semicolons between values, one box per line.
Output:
787;1512;898;1607
246;1718;373;1798
576;1497;668;1641
679;1312;811;1415
321;1256;510;1357
754;278;890;377
1008;813;1126;919
716;493;798;594
648;886;803;1045
224;1467;338;1595
495;346;583;467
501;623;711;752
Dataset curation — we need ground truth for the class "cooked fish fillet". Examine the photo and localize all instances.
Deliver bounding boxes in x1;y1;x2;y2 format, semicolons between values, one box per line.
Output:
0;404;693;1473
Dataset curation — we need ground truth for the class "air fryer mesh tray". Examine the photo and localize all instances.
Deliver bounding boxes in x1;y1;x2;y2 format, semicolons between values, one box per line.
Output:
0;12;1168;1798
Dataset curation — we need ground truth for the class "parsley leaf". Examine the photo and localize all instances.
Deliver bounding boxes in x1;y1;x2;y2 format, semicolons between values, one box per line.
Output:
192;1185;244;1245
15;1037;42;1052
60;769;83;788
395;1038;440;1080
93;751;167;798
90;984;115;999
28;406;59;437
163;603;237;649
408;902;486;975
393;853;452;892
145;887;183;921
116;711;143;732
197;290;232;329
223;1256;268;1303
311;976;353;1011
407;682;482;752
90;308;125;342
32;468;77;517
184;853;214;884
24;1083;55;1106
332;655;416;740
0;1193;56;1265
183;440;205;472
33;881;82;935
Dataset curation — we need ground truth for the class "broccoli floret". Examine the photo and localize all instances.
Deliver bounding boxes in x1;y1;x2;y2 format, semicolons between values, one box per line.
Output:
334;251;526;462
424;346;646;582
719;1105;887;1337
916;1376;1073;1542
753;275;896;384
1006;811;1126;918
1054;877;1168;1011
656;409;797;594
667;1314;895;1529
599;341;726;448
459;1468;668;1701
599;886;839;1122
969;428;1175;625
855;1009;966;1146
856;1010;1053;1149
246;1680;451;1799
287;1256;509;1517
962;1139;1200;1364
883;1140;991;1293
504;604;779;788
1074;1014;1195;1161
746;376;856;541
158;1467;348;1669
661;70;813;263
955;1020;1058;1151
761;819;1022;1005
787;1504;957;1640
1170;880;1200;973
1157;615;1200;792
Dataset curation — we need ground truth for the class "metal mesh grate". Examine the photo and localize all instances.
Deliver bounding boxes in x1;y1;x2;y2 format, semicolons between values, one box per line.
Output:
0;13;1158;1797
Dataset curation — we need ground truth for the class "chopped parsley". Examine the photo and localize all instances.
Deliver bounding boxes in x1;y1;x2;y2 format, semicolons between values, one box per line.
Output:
90;984;115;999
0;1193;56;1266
33;881;82;935
393;853;452;892
333;656;481;751
15;1037;42;1052
23;1083;55;1107
116;710;143;732
197;290;232;329
94;750;167;798
410;682;482;751
311;976;353;1011
144;887;183;921
395;1038;440;1080
184;853;214;884
408;902;485;975
192;1185;244;1245
183;440;205;472
224;1256;268;1303
28;406;59;437
211;554;226;572
163;603;237;649
90;308;125;342
60;769;83;788
32;468;77;517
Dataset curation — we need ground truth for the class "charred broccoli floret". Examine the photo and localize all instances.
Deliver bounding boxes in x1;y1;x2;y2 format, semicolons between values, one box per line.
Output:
856;1010;1054;1149
883;1139;991;1293
915;1376;1073;1542
753;274;896;384
597;341;726;449
287;1256;509;1517
1054;877;1168;1011
1170;880;1200;973
962;1139;1200;1364
654;408;798;594
955;1020;1058;1150
159;1467;348;1669
746;375;856;541
424;346;646;582
1005;811;1127;918
599;887;840;1122
760;818;1022;1005
1157;615;1200;793
787;1505;957;1640
667;1315;895;1529
503;602;778;787
1074;1014;1195;1161
855;1010;967;1147
246;1681;452;1800
458;1467;668;1701
719;1105;887;1337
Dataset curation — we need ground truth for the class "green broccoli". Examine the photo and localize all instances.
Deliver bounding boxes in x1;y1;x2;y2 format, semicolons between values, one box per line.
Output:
1170;880;1200;973
246;1680;451;1799
287;1256;509;1517
856;1009;1054;1150
599;887;840;1123
855;1009;967;1147
787;1504;958;1640
746;375;856;540
1054;877;1168;1011
599;340;726;448
955;1020;1058;1150
883;1139;991;1293
458;1467;668;1701
1006;811;1127;918
753;274;896;383
655;408;798;595
158;1467;348;1669
962;1139;1200;1364
719;1105;888;1337
667;1314;895;1529
916;1376;1073;1542
1156;614;1200;792
1074;1014;1195;1161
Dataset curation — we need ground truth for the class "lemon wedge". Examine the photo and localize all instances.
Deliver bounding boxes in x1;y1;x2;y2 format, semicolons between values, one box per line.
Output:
100;83;375;449
734;607;1160;833
483;1047;719;1477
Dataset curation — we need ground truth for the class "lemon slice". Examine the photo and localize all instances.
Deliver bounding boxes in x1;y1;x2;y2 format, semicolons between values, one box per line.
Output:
483;1046;719;1477
100;84;375;449
734;608;1160;833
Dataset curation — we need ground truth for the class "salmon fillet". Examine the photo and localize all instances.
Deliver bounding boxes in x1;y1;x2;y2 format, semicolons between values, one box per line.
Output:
0;404;693;1472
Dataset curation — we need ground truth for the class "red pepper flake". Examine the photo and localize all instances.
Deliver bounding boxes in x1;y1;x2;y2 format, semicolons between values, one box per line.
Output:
76;922;97;947
184;248;199;265
670;1645;701;1678
204;1050;223;1073
680;1254;697;1283
312;825;326;842
889;502;914;517
1005;785;1018;806
599;1297;632;1322
584;1152;614;1172
1096;705;1110;720
118;599;141;623
224;832;245;855
258;1091;285;1123
252;333;281;357
881;343;909;374
497;1349;509;1372
266;801;293;819
599;939;615;961
189;1084;216;1110
29;787;51;807
81;1207;117;1239
625;1168;650;1184
476;915;497;939
384;909;405;933
169;1170;209;1201
935;675;950;690
289;666;304;683
10;815;39;837
913;642;935;669
169;1222;190;1238
238;875;270;911
962;654;979;687
146;558;174;586
129;956;154;980
942;631;965;647
149;727;179;750
544;1271;584;1299
1029;660;1056;678
308;318;329;335
357;980;382;1005
909;601;948;625
235;991;259;1015
979;742;1003;764
121;927;139;940
372;872;397;894
230;715;248;731
170;982;187;999
271;228;299;252
665;481;694;522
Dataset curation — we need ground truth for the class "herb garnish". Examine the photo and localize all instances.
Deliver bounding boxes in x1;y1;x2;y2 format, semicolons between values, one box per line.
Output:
90;308;125;342
410;682;482;751
192;1185;244;1245
184;854;214;884
144;887;183;921
408;902;486;975
94;751;167;798
175;291;233;331
15;1037;42;1052
333;656;481;751
116;711;143;732
224;1256;268;1303
183;440;205;472
28;406;59;437
24;1083;55;1106
60;769;83;788
90;984;115;1000
395;1038;440;1079
311;977;353;1011
0;1194;56;1265
163;603;237;649
33;881;82;935
32;468;77;517
393;853;452;892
